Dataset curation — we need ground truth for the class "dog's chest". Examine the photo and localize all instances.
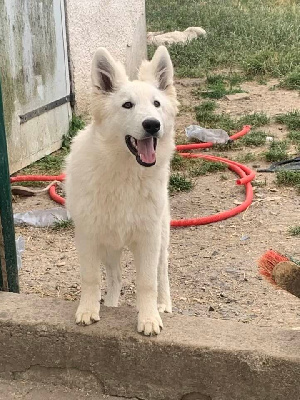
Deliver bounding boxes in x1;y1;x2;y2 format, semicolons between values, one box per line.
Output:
92;170;166;243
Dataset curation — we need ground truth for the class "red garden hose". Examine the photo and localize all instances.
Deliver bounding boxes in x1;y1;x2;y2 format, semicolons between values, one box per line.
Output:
10;125;255;227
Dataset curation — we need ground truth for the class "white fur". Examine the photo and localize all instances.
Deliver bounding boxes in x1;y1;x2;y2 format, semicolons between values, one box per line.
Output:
65;46;178;336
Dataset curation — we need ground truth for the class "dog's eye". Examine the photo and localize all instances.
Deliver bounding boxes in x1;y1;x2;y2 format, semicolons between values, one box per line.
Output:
122;101;134;109
154;100;160;108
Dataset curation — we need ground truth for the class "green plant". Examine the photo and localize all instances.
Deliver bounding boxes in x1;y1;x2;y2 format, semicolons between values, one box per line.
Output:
239;131;267;147
52;219;74;230
147;0;300;79
276;111;300;130
62;115;86;149
234;153;258;163
169;173;193;193
252;179;267;187
20;150;67;176
193;73;245;100
276;170;300;187
265;141;289;162
171;153;197;171
189;160;226;177
237;113;270;129
288;226;300;236
279;67;300;90
287;130;300;144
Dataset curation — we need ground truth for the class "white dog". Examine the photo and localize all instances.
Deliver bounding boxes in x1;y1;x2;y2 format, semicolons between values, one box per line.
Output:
65;46;178;336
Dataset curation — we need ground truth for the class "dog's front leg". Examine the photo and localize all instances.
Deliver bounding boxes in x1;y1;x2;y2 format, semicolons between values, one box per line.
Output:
75;231;102;325
131;232;163;336
158;208;172;314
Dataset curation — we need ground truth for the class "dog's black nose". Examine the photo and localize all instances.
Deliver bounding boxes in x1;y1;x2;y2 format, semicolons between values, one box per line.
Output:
142;118;160;135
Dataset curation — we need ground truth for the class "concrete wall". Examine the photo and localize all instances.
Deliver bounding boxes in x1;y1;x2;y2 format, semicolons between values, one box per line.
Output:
1;293;300;400
66;0;147;116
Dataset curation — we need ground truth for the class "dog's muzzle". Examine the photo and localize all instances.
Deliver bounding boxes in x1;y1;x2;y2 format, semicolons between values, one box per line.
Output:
125;135;158;167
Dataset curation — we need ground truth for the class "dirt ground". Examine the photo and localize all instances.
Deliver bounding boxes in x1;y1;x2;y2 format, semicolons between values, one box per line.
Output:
13;79;300;328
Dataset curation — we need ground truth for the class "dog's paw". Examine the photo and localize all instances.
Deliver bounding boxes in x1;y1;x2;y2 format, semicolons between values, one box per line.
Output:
158;302;172;313
75;303;100;326
137;311;163;336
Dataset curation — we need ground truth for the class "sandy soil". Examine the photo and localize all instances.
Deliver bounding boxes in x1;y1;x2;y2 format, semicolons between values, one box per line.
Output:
13;78;300;328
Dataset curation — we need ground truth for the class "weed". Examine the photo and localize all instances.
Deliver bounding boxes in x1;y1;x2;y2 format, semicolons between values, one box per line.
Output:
195;104;269;134
196;100;217;113
287;130;300;144
171;154;197;171
276;111;300;130
237;113;270;129
252;179;267;188
239;131;267;147
195;104;237;132
62;115;86;149
288;226;300;236
169;173;193;193
193;73;245;100
265;141;289;162
52;219;74;230
20;150;67;176
279;67;300;90
189;160;226;177
234;153;258;163
276;170;300;187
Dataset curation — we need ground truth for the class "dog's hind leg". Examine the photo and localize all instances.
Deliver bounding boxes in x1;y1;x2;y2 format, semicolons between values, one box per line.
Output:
131;231;163;335
158;208;172;314
75;230;102;326
104;248;122;307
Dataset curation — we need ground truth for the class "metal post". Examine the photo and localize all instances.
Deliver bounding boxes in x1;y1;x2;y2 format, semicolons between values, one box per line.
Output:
0;78;19;293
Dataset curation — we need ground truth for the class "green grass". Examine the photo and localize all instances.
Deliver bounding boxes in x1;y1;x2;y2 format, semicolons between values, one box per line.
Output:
171;153;197;170
62;115;86;149
193;73;245;100
265;141;289;162
237;113;270;129
234;153;258;163
196;100;217;113
287;130;300;144
189;160;226;177
276;111;300;130
195;102;269;133
279;67;300;90
169;173;193;193
147;0;300;78
276;170;300;188
52;220;74;230
20;150;67;176
239;131;267;147
288;226;300;236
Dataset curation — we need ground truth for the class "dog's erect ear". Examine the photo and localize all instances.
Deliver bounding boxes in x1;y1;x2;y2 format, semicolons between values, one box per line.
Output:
91;48;128;93
138;46;174;91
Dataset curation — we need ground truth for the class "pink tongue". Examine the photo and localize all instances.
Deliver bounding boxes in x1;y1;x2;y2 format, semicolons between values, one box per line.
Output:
136;137;156;164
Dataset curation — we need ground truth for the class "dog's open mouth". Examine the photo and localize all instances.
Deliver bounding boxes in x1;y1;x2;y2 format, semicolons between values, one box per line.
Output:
125;135;157;167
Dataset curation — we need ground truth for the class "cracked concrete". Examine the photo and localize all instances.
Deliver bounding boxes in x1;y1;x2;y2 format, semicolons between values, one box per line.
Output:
0;292;300;400
0;378;132;400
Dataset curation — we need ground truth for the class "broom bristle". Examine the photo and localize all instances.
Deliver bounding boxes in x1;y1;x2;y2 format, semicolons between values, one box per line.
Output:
258;249;289;284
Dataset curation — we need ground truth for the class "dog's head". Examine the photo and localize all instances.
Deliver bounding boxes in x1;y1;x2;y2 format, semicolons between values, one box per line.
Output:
91;46;178;167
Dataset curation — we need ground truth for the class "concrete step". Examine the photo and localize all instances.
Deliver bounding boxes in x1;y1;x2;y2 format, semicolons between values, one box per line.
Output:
0;379;132;400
